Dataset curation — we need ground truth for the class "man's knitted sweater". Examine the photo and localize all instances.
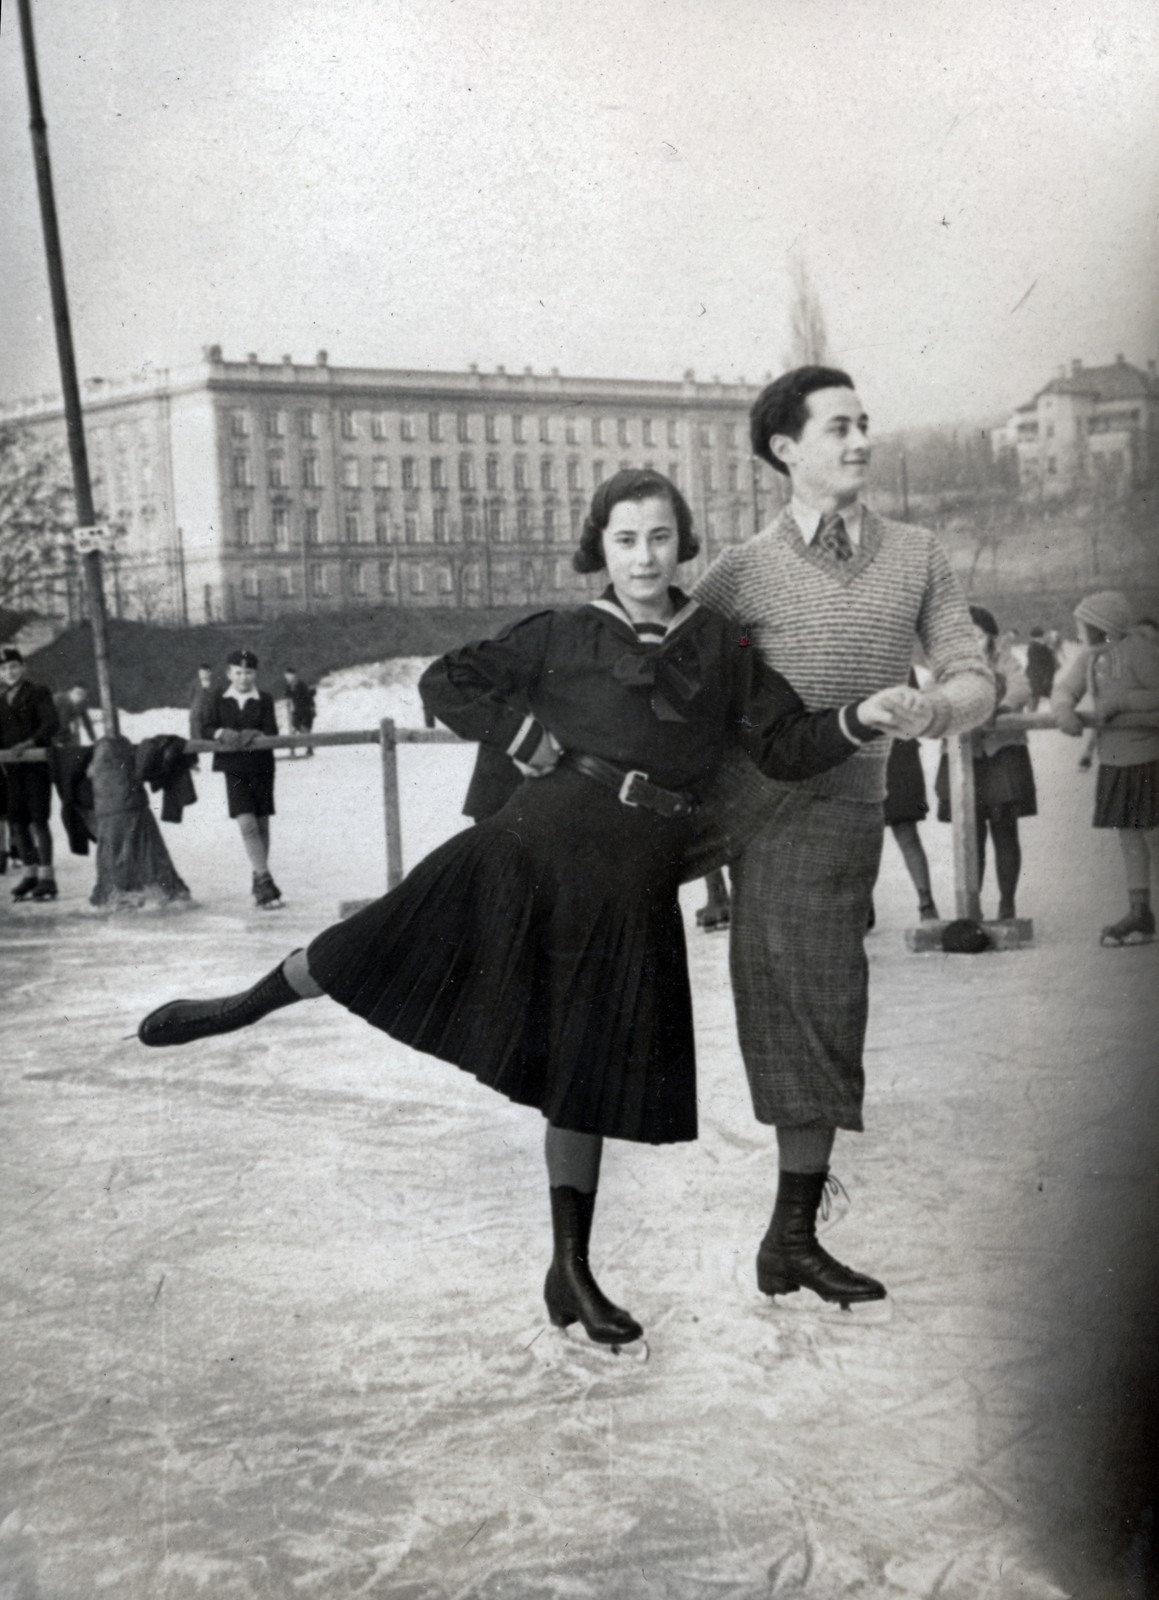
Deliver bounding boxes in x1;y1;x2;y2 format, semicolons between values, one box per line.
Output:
693;505;993;803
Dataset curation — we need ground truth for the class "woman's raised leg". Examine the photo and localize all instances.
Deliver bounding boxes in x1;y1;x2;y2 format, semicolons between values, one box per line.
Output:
137;948;321;1046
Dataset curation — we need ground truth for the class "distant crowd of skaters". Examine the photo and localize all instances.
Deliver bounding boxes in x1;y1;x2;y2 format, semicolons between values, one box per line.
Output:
2;598;1157;948
0;647;315;910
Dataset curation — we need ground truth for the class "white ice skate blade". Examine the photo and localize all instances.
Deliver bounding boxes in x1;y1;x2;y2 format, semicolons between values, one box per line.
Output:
762;1288;893;1325
1099;932;1153;946
522;1323;649;1364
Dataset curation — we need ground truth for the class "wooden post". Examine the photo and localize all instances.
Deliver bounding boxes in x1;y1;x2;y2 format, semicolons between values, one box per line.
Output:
947;731;981;921
17;0;119;735
380;717;403;890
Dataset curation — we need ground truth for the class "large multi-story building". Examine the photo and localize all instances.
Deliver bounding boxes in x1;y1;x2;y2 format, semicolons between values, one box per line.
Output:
998;354;1159;498
1;348;783;623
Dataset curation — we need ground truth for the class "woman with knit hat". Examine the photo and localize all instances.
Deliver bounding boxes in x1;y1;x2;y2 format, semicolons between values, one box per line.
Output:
1052;590;1159;945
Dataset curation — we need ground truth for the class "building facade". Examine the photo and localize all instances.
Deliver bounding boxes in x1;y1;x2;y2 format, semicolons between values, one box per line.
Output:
998;355;1159;499
2;349;783;623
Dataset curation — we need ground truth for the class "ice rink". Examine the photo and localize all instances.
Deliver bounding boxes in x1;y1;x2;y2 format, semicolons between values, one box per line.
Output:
2;700;1156;1599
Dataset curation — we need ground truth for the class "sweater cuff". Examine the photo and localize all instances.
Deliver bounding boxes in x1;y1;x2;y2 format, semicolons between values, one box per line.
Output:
506;714;545;764
839;703;884;745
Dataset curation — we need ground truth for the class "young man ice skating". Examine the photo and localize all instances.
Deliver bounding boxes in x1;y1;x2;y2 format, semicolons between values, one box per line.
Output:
203;649;283;908
692;366;994;1308
0;647;61;900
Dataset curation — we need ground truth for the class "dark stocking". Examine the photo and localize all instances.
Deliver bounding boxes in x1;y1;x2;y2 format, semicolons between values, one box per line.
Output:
990;814;1021;919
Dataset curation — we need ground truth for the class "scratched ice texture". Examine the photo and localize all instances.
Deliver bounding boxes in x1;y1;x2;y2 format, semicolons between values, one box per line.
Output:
2;676;1156;1599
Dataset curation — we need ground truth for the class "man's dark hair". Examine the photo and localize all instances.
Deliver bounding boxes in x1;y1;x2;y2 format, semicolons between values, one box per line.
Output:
749;365;856;474
572;467;698;575
1029;626;1044;638
197;662;212;672
969;605;999;638
283;666;298;675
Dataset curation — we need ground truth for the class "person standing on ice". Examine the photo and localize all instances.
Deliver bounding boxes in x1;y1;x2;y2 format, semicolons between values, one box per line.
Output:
138;468;917;1347
0;646;61;901
203;648;283;910
1052;591;1159;945
690;367;993;1309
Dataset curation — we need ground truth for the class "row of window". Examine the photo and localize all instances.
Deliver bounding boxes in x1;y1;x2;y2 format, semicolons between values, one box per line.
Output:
235;502;587;548
230;408;742;450
235;497;752;549
238;558;586;601
234;452;754;494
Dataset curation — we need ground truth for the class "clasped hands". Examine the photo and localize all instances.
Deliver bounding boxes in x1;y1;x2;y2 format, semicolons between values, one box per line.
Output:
856;683;937;739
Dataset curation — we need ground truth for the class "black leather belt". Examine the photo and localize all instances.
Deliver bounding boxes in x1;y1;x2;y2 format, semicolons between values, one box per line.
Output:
562;752;694;819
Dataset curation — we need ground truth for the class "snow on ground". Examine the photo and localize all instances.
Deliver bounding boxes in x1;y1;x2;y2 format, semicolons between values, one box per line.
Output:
2;697;1157;1598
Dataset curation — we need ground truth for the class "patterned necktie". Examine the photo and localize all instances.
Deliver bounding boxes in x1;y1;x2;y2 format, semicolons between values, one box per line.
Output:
817;511;854;563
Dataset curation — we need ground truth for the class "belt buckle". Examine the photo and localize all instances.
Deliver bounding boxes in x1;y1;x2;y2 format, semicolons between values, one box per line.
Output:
618;769;649;807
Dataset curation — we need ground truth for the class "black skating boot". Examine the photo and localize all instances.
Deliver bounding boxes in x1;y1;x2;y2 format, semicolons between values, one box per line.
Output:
1100;899;1155;946
138;957;303;1047
544;1186;643;1345
756;1169;886;1309
11;873;39;900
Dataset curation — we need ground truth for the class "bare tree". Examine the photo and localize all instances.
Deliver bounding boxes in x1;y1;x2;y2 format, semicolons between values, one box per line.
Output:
0;424;75;613
782;254;831;368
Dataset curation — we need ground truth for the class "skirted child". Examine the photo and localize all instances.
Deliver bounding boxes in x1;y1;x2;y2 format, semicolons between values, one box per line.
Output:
1052;592;1159;945
935;606;1037;923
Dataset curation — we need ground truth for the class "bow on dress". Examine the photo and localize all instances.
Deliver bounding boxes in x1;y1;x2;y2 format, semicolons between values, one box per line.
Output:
611;636;703;723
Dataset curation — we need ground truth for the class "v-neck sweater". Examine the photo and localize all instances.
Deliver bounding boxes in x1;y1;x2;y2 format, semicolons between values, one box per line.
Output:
693;506;993;803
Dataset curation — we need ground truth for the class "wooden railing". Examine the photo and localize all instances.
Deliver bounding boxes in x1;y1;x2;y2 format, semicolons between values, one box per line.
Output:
5;709;1155;913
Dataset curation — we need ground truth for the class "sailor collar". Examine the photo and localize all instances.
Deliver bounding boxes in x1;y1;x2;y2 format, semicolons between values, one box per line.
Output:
588;586;700;644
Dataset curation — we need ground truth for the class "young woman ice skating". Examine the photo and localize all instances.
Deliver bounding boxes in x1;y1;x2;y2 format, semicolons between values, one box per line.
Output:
934;606;1038;923
1052;591;1159;945
138;470;910;1348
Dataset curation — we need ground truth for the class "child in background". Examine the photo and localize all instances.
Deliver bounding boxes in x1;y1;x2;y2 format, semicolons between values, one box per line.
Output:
1052;594;1159;945
203;649;283;909
883;681;940;922
936;606;1037;923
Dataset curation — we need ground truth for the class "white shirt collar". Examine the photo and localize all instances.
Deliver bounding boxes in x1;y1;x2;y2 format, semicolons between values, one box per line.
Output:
789;495;863;549
222;685;261;706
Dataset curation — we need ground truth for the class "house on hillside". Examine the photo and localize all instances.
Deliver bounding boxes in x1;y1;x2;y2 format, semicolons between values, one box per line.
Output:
0;349;776;625
997;355;1159;499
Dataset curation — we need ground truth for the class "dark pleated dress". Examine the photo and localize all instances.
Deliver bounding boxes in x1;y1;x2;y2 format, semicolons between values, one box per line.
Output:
306;593;864;1145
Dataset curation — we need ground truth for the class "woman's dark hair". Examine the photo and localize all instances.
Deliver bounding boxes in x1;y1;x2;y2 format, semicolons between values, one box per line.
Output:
969;604;999;637
749;365;856;474
572;467;698;574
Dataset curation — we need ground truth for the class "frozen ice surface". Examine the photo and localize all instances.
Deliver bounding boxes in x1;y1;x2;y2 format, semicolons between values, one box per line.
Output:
2;727;1156;1598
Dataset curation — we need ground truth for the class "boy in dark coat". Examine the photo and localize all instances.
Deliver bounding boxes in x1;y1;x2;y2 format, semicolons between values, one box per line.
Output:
0;647;61;899
282;667;316;757
203;649;282;908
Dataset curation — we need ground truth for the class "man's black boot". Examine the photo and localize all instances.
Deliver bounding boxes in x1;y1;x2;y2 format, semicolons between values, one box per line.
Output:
757;1169;886;1308
544;1186;643;1345
138;958;303;1047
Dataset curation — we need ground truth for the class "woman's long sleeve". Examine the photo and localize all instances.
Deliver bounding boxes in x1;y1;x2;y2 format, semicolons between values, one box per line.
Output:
420;612;554;757
732;652;876;783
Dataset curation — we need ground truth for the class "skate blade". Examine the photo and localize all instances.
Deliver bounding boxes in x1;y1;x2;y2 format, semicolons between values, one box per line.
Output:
255;899;285;911
1099;931;1153;946
522;1323;649;1364
765;1288;893;1324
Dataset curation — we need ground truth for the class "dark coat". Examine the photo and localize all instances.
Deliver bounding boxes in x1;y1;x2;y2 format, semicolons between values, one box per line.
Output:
286;679;316;729
203;689;278;777
0;680;60;749
189;683;217;742
136;735;199;823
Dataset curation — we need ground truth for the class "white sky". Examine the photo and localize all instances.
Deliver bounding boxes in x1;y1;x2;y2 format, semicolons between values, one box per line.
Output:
2;0;1157;428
